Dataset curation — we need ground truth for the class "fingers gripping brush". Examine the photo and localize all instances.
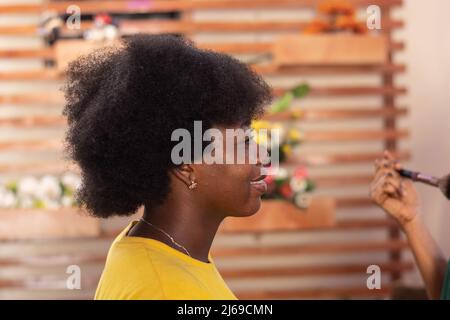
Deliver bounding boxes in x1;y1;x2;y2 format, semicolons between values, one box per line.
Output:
397;169;450;200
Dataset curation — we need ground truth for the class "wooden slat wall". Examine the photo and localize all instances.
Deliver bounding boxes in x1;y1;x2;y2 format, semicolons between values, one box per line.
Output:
0;0;410;299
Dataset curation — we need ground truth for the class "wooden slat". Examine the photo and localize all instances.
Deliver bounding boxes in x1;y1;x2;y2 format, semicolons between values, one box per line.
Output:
253;64;407;75
335;197;375;208
0;93;63;105
286;150;410;166
313;174;373;187
0;116;66;128
0;0;402;14
219;219;397;233
0;139;62;152
0;70;60;81
274;86;407;97
119;19;403;35
303;129;408;142
0;254;106;267
0;161;78;175
213;240;408;257
263;107;408;121
0;42;404;60
308;218;396;230
220;261;413;278
0;25;38;36
0;276;100;290
0;4;41;14
0;48;53;59
198;41;404;54
0;64;406;82
235;285;393;299
44;20;403;37
0;41;403;58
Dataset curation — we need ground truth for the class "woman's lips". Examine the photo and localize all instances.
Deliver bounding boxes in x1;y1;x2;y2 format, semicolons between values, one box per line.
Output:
250;180;267;194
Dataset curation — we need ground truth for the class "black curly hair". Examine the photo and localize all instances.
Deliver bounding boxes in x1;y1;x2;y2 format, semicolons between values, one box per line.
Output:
62;34;272;218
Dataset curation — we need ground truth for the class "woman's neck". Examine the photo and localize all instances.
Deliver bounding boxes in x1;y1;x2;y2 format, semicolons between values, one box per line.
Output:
135;201;224;263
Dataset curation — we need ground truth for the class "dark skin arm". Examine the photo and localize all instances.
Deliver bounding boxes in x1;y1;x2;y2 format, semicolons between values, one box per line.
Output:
370;150;448;299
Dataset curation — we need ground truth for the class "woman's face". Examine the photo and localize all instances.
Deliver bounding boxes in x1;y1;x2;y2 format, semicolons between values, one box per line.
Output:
193;124;268;217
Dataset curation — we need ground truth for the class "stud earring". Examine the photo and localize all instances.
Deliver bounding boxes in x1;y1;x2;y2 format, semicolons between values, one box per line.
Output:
188;180;198;190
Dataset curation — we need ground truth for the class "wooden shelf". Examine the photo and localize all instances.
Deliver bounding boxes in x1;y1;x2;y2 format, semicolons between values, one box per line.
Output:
0;208;100;240
220;197;336;232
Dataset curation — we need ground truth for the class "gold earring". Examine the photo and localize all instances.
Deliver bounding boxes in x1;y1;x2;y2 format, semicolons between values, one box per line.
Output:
188;180;198;190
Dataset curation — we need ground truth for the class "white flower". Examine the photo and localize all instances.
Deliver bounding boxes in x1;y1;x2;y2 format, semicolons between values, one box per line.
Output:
19;196;34;208
43;199;60;209
290;178;308;193
36;175;61;201
61;172;81;191
62;196;73;207
0;190;17;208
276;167;289;179
104;25;119;40
17;176;40;198
294;192;312;209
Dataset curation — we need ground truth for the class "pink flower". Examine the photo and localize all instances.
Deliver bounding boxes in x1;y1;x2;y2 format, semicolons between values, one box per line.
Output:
293;166;309;179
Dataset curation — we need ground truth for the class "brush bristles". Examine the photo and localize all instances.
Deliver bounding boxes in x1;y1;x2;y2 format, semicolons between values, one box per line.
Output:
438;175;450;200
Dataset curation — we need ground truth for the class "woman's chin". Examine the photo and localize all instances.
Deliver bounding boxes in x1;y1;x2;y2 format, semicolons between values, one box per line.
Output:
231;197;262;217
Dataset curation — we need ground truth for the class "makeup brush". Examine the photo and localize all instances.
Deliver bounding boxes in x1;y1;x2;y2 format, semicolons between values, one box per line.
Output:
397;169;450;200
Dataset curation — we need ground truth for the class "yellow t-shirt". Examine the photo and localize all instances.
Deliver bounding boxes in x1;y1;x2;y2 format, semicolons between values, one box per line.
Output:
94;221;237;300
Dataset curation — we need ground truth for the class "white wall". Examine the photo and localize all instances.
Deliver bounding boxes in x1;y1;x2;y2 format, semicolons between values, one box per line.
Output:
395;0;450;285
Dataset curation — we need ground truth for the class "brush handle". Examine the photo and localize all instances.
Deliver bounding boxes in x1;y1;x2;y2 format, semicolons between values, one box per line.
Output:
397;169;440;187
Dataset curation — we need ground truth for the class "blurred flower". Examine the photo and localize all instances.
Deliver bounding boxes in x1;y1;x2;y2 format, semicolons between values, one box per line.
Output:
0;173;83;209
290;177;308;193
279;183;294;198
61;172;81;193
318;0;355;15
303;19;330;34
291;109;303;119
293;166;309;179
62;196;73;207
251;120;271;130
281;144;292;157
19;196;34;208
294;192;312;209
276;167;289;180
17;176;40;198
304;0;366;35
37;175;62;201
0;188;16;208
262;166;315;209
287;128;302;143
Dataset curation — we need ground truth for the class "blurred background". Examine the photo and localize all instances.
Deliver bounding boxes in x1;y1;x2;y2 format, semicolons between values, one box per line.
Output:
0;0;449;299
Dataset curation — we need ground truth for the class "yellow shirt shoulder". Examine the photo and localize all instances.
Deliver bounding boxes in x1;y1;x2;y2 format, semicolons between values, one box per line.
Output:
95;222;237;300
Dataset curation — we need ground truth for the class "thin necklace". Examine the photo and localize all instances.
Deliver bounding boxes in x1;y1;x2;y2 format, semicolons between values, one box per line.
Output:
139;217;191;257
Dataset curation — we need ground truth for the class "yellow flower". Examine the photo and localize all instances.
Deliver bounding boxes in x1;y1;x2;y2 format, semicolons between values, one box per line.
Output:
254;132;268;145
288;128;302;142
281;144;292;155
251;120;272;130
291;109;303;119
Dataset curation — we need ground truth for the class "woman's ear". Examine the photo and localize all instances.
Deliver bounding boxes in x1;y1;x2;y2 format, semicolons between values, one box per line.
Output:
170;164;196;189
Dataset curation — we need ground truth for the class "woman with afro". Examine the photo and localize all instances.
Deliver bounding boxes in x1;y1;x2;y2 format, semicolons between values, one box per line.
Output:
62;34;272;300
